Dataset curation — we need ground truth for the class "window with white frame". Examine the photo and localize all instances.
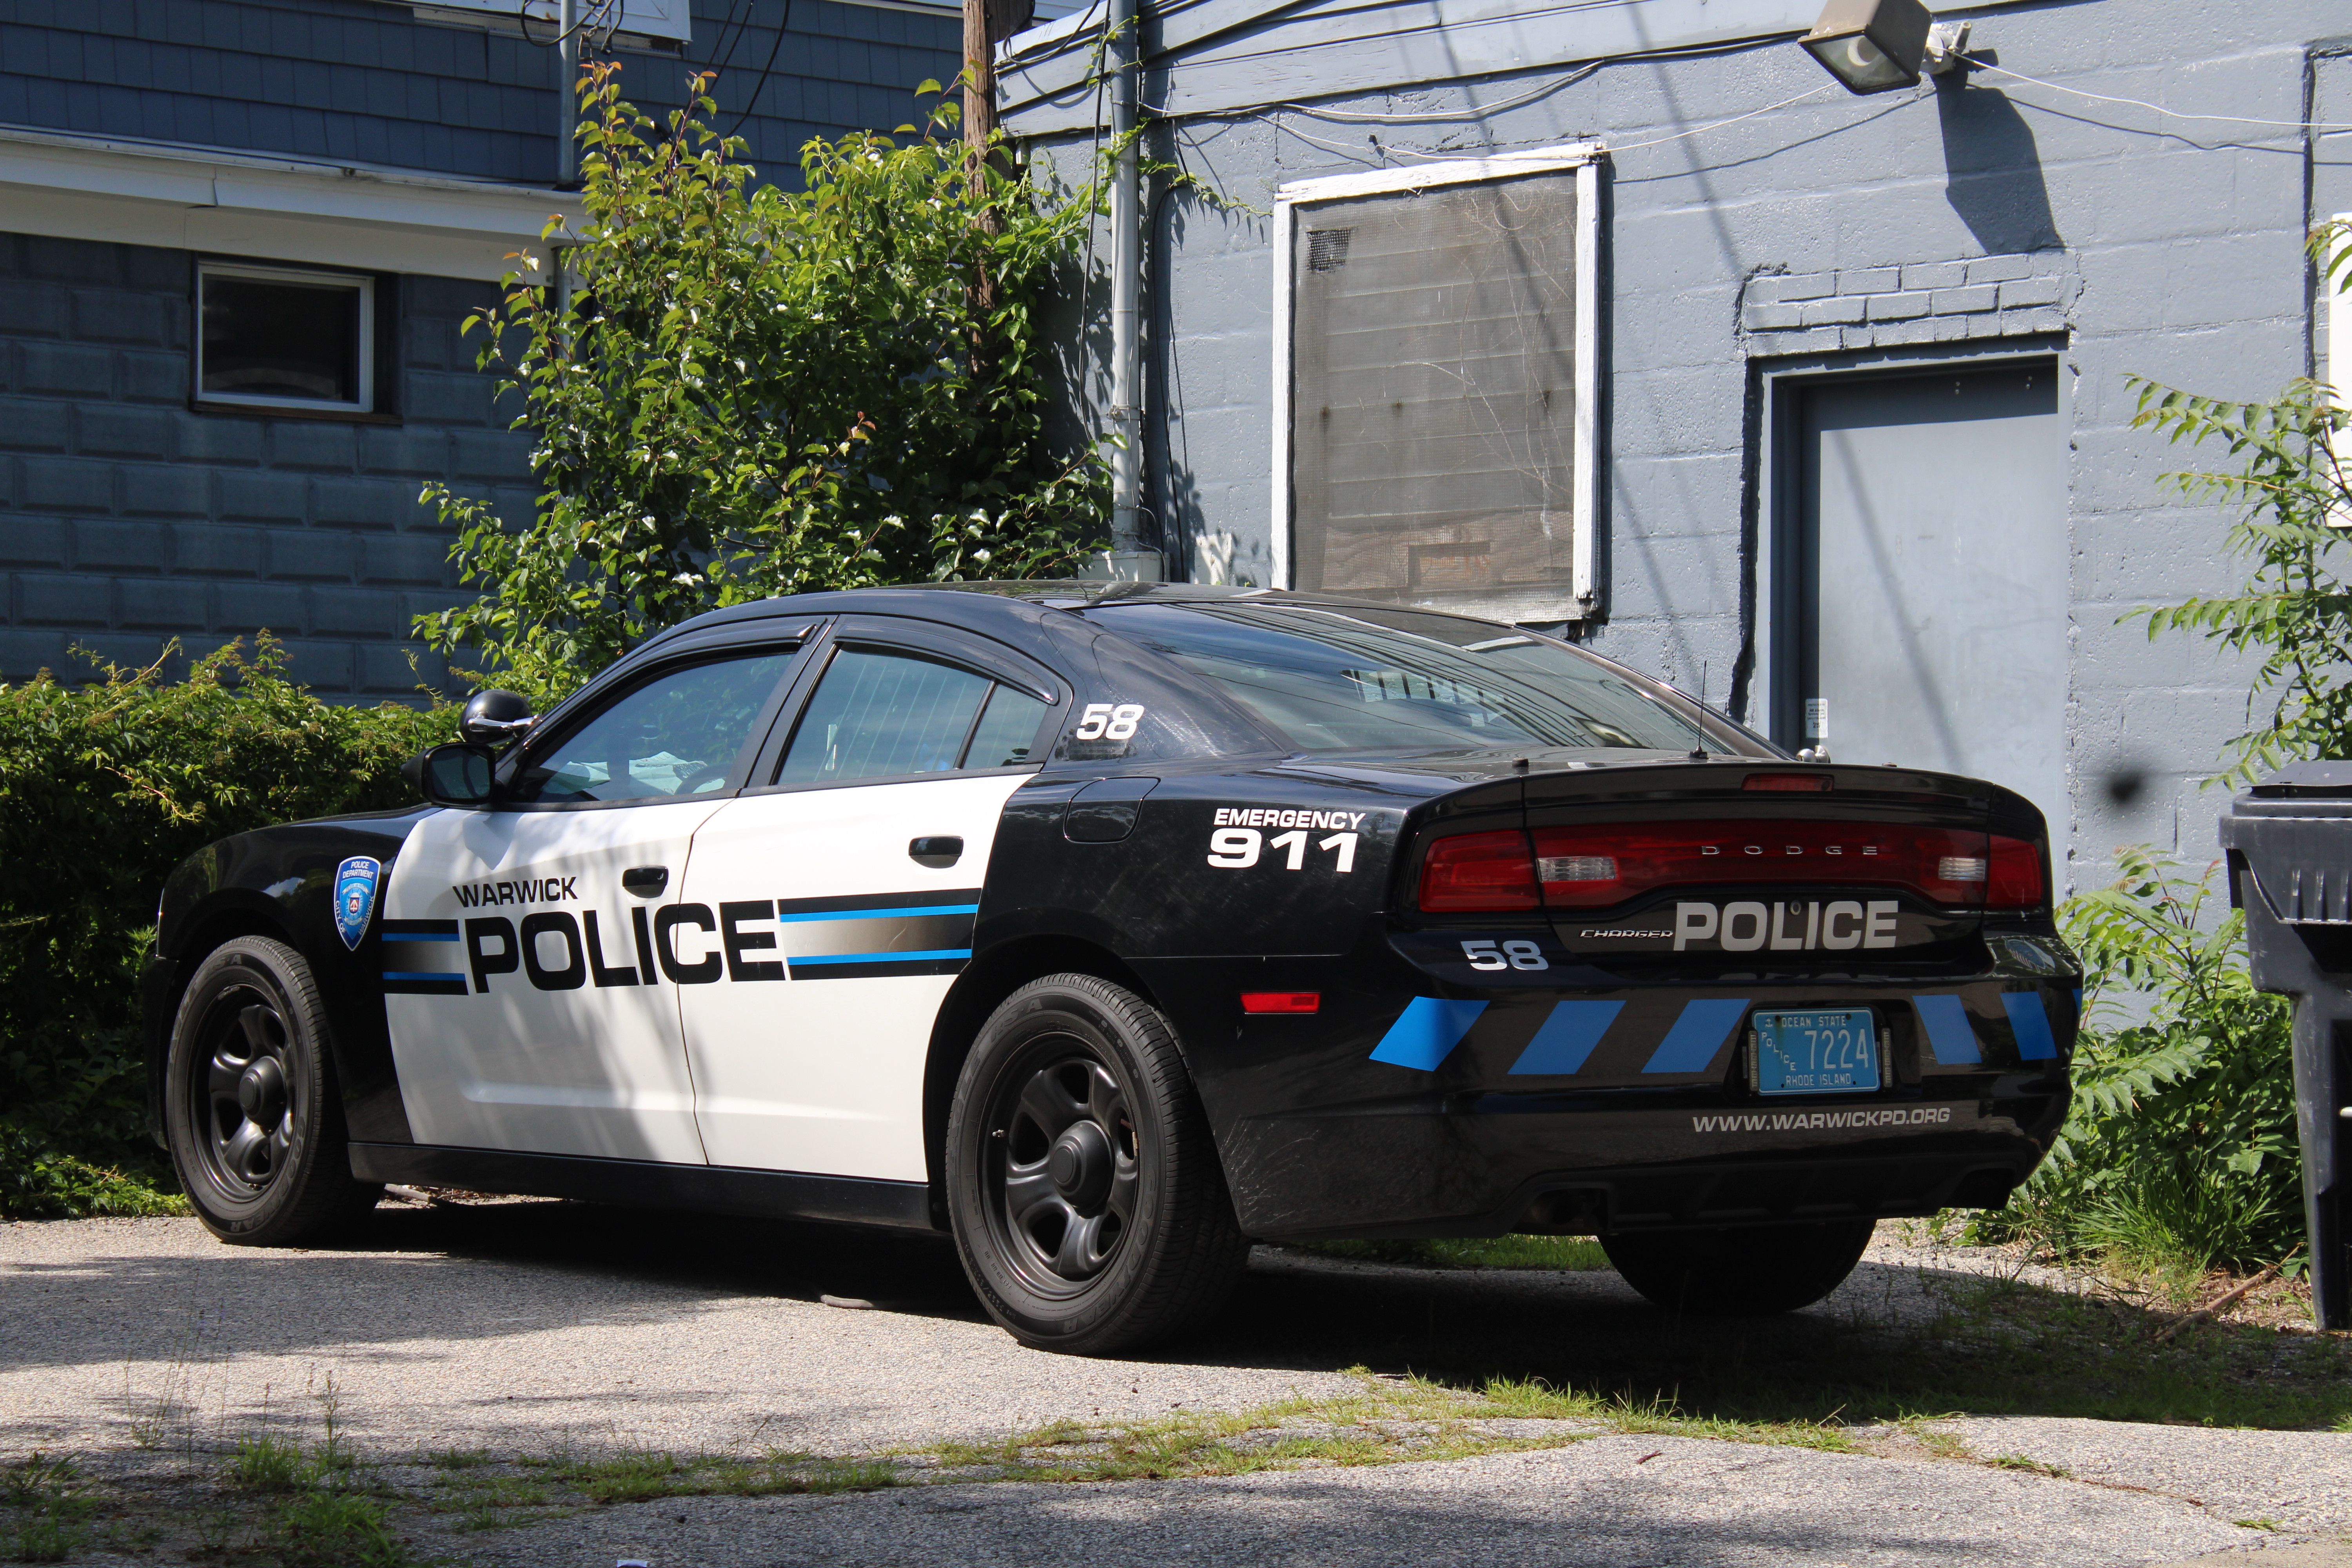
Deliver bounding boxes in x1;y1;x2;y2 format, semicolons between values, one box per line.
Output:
1274;150;1600;622
196;263;376;414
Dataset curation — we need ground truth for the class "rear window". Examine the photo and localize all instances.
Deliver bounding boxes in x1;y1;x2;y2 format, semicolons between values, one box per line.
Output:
1091;601;1715;755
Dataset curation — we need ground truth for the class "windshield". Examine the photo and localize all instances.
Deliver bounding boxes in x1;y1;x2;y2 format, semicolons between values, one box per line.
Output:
1091;601;1716;755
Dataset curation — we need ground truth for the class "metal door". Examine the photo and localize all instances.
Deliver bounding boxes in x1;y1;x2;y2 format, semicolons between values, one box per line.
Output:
1776;361;2065;829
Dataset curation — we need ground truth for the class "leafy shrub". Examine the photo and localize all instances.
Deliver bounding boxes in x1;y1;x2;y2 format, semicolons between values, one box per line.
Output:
419;67;1108;702
2126;220;2352;787
1985;849;2301;1272
0;638;452;1217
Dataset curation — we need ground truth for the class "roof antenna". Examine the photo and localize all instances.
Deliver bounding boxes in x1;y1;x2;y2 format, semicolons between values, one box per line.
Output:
1688;660;1710;762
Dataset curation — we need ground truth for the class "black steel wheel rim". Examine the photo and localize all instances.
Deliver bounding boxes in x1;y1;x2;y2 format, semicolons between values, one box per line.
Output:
187;979;302;1204
982;1032;1142;1298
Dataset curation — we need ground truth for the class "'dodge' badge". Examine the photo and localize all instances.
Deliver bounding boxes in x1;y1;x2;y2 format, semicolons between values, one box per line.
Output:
333;857;381;952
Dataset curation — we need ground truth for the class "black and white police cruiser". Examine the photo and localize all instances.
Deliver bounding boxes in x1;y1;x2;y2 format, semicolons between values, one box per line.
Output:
146;584;2077;1353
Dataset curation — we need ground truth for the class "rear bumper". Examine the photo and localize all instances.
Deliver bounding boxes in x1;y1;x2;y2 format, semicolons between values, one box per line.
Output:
1214;1092;2060;1240
1131;942;2074;1241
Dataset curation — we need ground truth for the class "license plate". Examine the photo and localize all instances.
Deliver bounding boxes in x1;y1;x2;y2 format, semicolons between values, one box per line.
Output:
1752;1009;1882;1095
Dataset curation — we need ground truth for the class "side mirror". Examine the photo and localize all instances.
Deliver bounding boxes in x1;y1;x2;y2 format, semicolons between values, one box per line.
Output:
401;743;499;807
460;688;537;747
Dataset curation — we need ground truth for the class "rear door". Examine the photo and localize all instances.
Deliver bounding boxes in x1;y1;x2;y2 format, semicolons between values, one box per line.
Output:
675;619;1062;1178
379;644;802;1163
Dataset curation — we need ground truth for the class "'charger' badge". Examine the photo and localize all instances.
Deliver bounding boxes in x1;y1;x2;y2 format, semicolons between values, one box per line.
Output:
334;857;381;951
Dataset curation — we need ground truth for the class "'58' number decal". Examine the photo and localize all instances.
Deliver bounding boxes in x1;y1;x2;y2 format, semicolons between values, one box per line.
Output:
1074;703;1145;741
1461;938;1548;972
1207;828;1359;873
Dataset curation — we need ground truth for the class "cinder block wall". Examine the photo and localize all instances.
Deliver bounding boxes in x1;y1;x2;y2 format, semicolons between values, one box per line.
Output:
0;232;527;701
1037;7;2351;893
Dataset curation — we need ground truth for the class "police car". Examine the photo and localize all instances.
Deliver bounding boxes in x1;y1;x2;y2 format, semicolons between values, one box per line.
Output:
145;584;2076;1353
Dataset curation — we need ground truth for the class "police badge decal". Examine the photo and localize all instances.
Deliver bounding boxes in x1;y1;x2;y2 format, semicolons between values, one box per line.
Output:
333;857;381;951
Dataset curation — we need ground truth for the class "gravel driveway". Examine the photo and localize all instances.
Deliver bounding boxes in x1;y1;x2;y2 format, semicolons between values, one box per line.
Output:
5;1202;2348;1566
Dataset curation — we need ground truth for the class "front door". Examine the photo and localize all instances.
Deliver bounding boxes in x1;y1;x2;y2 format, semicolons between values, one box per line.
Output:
379;648;800;1163
676;635;1056;1180
1777;360;2065;831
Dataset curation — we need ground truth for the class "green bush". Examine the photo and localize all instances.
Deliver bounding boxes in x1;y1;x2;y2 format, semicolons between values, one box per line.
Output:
0;637;452;1218
1984;849;2301;1274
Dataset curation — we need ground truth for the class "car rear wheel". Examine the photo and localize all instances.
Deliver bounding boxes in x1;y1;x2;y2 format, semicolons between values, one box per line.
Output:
945;973;1248;1354
165;936;379;1245
1600;1219;1875;1315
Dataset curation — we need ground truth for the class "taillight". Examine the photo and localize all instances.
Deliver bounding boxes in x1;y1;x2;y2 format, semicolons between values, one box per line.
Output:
1987;835;2044;907
1419;829;1540;912
1528;820;1996;907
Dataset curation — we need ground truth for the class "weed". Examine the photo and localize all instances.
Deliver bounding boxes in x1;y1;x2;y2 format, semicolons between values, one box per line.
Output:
273;1491;410;1568
225;1434;305;1494
1990;1453;2072;1478
2236;1518;2284;1532
556;1451;688;1506
439;1477;546;1511
546;1450;905;1505
426;1448;494;1471
0;1454;97;1565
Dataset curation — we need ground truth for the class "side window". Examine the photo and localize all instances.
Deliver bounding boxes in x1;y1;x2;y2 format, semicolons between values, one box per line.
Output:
965;683;1051;768
511;652;796;804
773;648;1049;785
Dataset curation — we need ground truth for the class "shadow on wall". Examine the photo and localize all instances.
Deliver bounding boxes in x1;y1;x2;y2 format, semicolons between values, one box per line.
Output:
1936;77;2063;254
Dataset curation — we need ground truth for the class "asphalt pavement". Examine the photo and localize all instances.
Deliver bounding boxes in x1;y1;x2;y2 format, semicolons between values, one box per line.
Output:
4;1203;2348;1566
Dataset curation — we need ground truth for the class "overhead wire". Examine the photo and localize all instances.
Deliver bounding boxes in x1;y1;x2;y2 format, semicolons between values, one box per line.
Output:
724;0;799;139
1960;57;2352;133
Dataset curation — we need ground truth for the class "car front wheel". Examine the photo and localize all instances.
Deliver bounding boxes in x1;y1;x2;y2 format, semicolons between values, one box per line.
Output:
945;973;1248;1354
164;936;379;1245
1599;1218;1875;1316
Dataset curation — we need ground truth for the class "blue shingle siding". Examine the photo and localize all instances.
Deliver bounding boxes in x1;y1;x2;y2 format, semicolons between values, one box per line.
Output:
0;233;512;698
0;0;962;187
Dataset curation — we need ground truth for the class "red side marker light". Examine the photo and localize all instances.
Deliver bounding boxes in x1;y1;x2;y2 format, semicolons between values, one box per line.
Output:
1743;773;1833;792
1241;992;1321;1015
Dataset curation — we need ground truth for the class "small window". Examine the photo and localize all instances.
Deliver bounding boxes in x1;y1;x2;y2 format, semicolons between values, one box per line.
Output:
774;648;1045;786
510;652;797;804
965;683;1051;768
197;263;375;413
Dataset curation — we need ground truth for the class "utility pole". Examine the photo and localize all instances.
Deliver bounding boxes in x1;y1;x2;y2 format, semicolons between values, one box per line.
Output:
963;0;1031;320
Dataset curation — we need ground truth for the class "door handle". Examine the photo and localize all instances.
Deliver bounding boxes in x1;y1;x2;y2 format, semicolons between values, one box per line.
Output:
909;836;964;868
622;866;669;898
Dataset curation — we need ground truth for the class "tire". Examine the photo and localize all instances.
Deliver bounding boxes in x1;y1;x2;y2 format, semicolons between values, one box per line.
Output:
1599;1219;1875;1316
164;936;380;1245
945;973;1249;1354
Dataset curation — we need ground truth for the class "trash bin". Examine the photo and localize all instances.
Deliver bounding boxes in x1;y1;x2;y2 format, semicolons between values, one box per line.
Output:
2220;760;2352;1329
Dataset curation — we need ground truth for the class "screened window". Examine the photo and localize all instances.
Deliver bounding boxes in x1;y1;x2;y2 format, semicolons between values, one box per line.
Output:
1288;170;1587;620
1093;601;1722;756
512;653;795;804
775;649;1048;785
197;263;374;412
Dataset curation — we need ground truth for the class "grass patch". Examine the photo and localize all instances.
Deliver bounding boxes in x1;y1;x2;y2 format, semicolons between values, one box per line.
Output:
543;1450;905;1505
225;1434;306;1494
0;1454;98;1565
272;1491;412;1568
1289;1235;1610;1270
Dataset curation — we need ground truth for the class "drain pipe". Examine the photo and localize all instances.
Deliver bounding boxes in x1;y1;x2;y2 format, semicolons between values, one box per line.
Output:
555;0;581;188
1097;0;1161;580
